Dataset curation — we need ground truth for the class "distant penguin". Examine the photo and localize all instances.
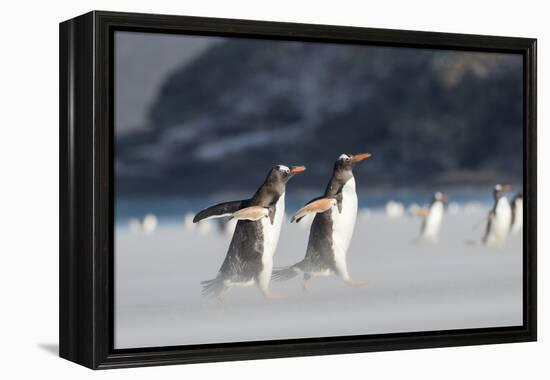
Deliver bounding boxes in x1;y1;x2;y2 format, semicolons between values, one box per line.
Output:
385;201;404;219
510;193;523;234
482;184;512;246
194;165;306;299
464;201;483;214
272;153;371;289
142;214;158;234
417;192;447;243
358;208;371;221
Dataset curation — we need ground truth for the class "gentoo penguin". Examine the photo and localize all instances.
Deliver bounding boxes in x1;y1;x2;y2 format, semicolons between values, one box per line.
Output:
194;165;306;299
510;193;523;234
482;184;512;246
272;153;371;289
416;192;448;243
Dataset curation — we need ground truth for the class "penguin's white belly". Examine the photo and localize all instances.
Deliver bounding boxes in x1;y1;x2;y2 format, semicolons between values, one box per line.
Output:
257;193;285;289
330;178;357;279
511;200;523;234
421;202;443;241
486;198;512;245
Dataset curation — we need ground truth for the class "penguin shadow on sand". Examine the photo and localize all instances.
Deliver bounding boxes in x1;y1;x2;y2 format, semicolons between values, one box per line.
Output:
466;183;513;248
272;153;371;292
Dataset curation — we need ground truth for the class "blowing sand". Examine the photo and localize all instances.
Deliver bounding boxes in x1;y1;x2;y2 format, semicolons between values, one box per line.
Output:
115;210;522;349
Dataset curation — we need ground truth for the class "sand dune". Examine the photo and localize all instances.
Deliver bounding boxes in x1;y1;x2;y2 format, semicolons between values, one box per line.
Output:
115;210;522;349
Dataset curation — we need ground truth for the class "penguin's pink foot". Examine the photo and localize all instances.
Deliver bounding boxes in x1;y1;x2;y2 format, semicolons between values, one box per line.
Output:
262;289;285;299
344;278;367;286
302;280;312;292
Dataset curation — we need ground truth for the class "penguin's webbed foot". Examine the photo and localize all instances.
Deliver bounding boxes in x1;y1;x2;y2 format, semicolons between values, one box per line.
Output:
291;198;337;223
262;289;285;299
344;278;368;286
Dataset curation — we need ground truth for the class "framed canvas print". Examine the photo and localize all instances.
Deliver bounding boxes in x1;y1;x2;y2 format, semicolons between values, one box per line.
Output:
59;11;537;369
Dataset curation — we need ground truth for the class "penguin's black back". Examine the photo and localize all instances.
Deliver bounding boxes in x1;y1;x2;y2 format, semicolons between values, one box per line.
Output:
218;219;264;282
217;188;283;282
301;210;336;273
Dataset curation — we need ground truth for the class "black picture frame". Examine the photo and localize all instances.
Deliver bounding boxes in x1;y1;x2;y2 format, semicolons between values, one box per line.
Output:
59;10;537;369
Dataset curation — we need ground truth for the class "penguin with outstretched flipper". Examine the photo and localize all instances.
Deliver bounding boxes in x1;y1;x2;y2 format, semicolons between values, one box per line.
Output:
195;165;306;299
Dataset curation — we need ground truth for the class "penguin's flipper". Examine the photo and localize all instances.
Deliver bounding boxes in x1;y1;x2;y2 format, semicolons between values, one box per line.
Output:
411;207;429;217
230;206;269;221
291;197;337;223
193;200;247;223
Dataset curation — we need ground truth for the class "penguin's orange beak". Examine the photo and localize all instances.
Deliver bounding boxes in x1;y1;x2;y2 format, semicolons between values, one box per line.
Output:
290;166;306;173
502;184;512;191
351;153;372;162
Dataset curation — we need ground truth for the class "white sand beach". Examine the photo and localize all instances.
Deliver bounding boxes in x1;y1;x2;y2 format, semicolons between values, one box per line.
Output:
115;210;522;349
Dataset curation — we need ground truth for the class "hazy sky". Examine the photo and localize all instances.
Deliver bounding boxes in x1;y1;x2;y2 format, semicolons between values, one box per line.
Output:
114;31;221;136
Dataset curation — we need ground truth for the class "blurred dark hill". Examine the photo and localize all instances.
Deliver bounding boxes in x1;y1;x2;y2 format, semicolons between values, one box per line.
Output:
115;39;523;196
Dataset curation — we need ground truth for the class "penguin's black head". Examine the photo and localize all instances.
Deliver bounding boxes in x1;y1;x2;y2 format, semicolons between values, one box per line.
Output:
268;165;306;184
433;192;448;203
493;184;511;200
334;153;371;173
